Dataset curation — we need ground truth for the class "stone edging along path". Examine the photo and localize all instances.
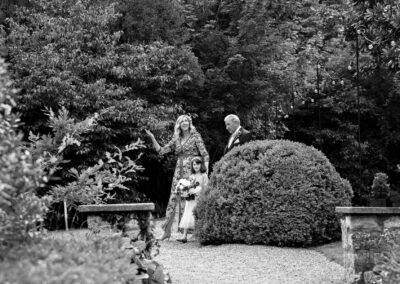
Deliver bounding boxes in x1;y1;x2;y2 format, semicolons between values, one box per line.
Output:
153;222;346;284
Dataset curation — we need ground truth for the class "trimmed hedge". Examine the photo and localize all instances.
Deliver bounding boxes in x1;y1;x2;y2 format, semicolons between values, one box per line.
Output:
194;139;353;246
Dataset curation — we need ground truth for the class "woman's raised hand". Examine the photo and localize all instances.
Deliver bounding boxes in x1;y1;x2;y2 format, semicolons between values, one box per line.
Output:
144;129;161;152
144;129;154;139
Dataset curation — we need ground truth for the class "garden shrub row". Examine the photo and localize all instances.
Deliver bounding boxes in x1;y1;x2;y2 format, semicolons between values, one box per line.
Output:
194;139;353;247
0;234;142;284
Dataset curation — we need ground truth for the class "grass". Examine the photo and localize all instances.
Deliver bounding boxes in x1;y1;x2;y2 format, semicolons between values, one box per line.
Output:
311;241;344;267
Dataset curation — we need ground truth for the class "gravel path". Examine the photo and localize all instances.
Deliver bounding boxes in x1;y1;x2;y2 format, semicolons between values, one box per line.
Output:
153;221;346;284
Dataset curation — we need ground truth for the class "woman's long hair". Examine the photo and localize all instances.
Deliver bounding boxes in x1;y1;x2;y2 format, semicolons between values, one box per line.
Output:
173;115;197;140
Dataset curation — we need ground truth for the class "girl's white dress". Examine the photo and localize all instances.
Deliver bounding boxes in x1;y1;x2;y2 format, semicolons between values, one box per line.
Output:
178;173;208;229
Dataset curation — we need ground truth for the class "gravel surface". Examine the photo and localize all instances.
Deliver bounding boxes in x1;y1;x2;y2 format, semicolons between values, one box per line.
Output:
153;220;346;284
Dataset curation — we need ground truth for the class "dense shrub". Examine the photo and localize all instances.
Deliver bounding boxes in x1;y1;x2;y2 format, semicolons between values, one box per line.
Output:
0;57;49;253
370;172;390;199
5;0;203;133
374;229;400;284
27;100;148;229
0;234;141;284
116;0;188;44
194;139;353;246
30;107;147;206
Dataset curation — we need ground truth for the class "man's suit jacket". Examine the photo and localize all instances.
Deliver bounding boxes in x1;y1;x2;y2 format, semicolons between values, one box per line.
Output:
223;127;252;155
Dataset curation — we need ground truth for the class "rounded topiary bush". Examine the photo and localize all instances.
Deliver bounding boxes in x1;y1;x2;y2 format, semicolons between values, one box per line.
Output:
194;139;353;247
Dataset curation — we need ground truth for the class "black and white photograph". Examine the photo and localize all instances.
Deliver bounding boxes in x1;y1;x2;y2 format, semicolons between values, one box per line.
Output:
1;0;400;283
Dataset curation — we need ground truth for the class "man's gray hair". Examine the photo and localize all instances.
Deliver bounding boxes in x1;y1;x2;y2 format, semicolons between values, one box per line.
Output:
224;114;240;125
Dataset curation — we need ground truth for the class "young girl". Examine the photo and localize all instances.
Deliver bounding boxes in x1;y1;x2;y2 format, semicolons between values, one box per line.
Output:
177;157;208;243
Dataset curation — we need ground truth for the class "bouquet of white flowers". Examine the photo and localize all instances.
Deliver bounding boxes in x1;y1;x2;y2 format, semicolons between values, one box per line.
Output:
174;178;201;201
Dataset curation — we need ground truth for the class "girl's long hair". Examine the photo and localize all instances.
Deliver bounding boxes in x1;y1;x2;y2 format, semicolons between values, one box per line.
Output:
173;114;197;140
191;157;207;173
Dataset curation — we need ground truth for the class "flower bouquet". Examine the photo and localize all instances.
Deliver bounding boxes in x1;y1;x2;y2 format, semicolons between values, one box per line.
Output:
175;178;201;201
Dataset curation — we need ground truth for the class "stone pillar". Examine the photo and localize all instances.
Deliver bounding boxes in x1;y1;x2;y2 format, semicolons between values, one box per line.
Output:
336;207;400;284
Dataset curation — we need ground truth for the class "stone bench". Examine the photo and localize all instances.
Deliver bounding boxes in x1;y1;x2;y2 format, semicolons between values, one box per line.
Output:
78;203;155;237
336;207;400;284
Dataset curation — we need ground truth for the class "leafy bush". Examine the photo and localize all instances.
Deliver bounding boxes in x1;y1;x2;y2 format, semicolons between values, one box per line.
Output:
0;234;142;284
50;140;147;207
373;229;400;284
194;139;353;246
31;107;147;207
27;107;97;182
5;0;203;133
27;106;149;228
116;0;188;44
0;57;49;253
371;172;390;199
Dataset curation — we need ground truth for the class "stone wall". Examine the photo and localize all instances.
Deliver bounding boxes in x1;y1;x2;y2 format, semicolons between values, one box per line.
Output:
336;207;400;284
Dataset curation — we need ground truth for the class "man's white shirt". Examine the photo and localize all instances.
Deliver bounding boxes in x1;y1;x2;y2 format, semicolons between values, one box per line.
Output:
228;126;241;148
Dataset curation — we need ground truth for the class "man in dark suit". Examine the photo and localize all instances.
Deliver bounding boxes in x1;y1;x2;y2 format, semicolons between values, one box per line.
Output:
223;114;252;155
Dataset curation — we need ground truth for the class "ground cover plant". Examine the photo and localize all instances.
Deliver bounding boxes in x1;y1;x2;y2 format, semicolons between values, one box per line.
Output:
195;139;353;246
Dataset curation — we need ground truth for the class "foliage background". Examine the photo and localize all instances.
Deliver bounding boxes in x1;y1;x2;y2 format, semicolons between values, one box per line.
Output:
1;0;400;223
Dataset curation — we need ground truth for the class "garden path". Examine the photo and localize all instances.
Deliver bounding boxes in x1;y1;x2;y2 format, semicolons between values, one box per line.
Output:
153;220;346;284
